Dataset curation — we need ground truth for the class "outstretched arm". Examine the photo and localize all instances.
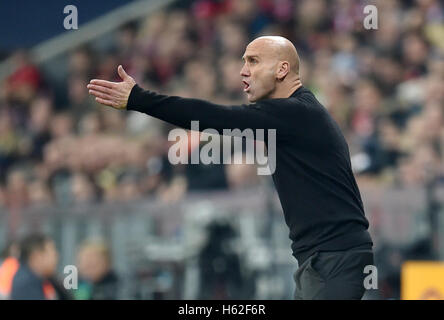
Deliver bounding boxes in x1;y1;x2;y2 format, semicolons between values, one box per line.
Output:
87;66;293;135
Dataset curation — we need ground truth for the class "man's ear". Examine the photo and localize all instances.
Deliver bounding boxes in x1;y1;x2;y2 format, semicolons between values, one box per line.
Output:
276;61;290;80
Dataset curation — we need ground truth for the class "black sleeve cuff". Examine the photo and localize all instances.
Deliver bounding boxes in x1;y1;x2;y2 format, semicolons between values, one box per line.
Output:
127;84;146;112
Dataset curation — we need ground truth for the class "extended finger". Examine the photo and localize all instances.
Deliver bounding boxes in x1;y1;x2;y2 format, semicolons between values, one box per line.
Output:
87;84;113;95
89;79;116;88
117;65;129;81
88;89;113;101
95;97;116;107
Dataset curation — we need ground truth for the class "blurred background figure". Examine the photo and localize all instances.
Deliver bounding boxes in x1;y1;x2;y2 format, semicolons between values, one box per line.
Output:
75;239;119;300
0;241;20;299
198;221;244;299
10;233;62;300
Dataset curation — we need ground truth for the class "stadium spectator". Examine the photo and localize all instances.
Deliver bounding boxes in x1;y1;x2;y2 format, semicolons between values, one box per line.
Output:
75;239;119;300
10;233;59;300
0;241;20;299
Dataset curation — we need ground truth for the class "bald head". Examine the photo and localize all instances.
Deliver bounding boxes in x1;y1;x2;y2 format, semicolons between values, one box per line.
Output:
240;36;302;102
247;36;300;75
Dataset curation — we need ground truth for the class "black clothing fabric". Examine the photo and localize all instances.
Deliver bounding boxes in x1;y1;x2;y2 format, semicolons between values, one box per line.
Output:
127;85;373;265
10;264;46;300
48;276;73;300
90;271;119;300
293;243;374;299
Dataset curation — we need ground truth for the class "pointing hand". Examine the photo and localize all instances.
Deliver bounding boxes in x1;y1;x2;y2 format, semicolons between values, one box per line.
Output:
87;65;136;109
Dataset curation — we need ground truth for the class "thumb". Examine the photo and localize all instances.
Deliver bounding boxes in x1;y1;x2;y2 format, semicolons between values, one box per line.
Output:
117;65;129;81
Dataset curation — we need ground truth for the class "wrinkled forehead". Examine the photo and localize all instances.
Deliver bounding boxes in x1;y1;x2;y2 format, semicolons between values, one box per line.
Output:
242;39;278;61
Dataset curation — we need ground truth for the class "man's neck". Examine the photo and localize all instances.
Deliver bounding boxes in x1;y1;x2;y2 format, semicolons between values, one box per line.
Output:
270;76;302;99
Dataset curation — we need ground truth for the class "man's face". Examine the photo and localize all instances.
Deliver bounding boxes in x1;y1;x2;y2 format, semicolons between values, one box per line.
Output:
240;41;278;102
36;240;58;277
77;247;110;283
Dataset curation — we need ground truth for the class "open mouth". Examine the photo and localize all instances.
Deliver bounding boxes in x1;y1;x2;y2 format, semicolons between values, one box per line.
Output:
242;80;250;92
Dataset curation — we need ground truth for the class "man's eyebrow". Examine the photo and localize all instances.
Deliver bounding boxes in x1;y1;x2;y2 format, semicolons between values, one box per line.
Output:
242;55;260;61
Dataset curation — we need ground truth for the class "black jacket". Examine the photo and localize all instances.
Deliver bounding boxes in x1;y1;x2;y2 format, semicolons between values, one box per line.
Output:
127;85;373;264
11;264;46;300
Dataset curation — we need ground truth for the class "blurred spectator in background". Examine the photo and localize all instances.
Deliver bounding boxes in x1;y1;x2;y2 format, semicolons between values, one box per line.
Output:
26;96;53;162
5;50;42;105
67;74;96;123
75;239;119;300
10;233;59;300
198;221;244;299
0;241;20;299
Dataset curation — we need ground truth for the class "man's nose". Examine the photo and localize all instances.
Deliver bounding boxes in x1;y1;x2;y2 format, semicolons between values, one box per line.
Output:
240;64;250;77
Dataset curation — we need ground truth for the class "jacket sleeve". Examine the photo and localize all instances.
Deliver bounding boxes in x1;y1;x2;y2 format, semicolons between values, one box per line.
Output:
126;85;299;138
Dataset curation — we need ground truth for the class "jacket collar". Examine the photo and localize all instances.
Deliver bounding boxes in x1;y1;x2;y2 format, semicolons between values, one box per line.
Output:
290;85;305;98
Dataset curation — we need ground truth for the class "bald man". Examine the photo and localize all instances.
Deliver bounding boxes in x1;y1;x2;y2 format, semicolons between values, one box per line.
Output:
87;36;374;300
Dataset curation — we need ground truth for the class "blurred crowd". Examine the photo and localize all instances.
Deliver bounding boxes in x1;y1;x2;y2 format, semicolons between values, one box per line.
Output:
1;0;444;230
0;233;119;300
